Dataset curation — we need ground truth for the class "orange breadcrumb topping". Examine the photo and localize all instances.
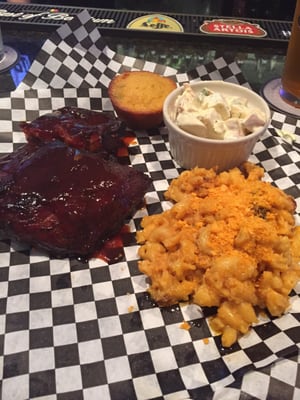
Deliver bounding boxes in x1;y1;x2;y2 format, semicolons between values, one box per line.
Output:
137;162;300;347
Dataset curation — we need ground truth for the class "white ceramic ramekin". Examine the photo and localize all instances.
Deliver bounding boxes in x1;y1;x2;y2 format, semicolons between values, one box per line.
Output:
163;80;271;171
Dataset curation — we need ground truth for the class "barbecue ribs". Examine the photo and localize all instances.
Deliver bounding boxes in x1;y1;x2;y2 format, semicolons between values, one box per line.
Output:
0;107;151;258
20;106;123;153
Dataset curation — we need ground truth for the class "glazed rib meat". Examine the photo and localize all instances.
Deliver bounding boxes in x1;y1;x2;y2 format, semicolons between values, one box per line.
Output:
0;141;151;258
20;106;123;154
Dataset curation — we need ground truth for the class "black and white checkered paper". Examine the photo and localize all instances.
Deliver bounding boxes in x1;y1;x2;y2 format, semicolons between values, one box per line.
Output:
1;9;300;400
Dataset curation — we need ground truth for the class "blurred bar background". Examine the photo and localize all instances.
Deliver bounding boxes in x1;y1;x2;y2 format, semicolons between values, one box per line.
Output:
0;0;295;92
4;0;297;20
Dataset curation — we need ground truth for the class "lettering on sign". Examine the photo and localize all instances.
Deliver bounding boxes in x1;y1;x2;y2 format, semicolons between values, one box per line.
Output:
200;19;267;37
0;8;115;25
127;14;184;32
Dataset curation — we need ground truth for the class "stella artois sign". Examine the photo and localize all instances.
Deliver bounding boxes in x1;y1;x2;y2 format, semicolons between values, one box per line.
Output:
200;19;267;38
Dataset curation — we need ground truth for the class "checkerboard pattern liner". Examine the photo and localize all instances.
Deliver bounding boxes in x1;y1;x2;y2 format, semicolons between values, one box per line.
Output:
1;9;300;400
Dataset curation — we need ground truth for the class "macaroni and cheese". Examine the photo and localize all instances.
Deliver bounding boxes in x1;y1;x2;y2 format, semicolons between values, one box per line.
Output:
136;162;300;347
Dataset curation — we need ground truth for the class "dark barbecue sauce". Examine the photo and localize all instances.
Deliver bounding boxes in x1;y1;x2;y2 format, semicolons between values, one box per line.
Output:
0;140;151;259
93;225;130;263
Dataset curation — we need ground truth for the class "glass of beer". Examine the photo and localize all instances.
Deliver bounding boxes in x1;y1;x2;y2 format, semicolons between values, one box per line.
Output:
0;24;4;63
279;0;300;107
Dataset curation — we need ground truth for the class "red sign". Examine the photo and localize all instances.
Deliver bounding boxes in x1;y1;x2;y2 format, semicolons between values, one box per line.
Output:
200;19;267;38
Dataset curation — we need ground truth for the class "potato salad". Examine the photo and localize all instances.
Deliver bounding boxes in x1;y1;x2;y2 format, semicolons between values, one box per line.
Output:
174;83;266;139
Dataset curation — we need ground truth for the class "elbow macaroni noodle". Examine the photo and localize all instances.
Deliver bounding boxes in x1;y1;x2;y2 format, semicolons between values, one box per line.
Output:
136;162;300;347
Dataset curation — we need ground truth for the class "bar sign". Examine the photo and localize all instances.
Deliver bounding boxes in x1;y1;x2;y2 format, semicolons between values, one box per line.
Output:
200;19;267;38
